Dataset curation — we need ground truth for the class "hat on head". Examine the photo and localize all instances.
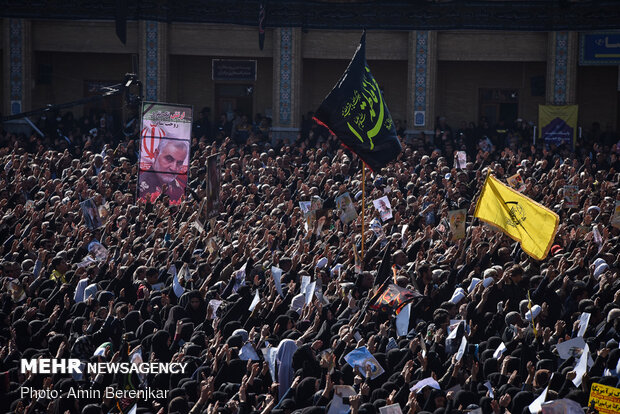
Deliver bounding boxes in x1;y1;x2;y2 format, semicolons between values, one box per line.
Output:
483;277;494;288
525;305;541;322
505;311;522;326
594;263;609;280
450;288;466;304
550;245;563;256
331;264;343;276
593;258;606;268
290;294;305;314
316;257;328;269
468;278;481;293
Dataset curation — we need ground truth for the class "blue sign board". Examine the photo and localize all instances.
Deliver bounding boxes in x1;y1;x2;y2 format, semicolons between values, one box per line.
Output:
580;33;620;65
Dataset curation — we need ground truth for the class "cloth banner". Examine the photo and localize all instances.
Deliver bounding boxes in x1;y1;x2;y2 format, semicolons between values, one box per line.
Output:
538;104;578;148
313;31;401;172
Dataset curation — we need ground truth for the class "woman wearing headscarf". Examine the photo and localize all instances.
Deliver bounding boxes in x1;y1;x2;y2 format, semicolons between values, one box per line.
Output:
163;305;187;337
135;319;158;340
123;310;142;334
277;338;298;400
69;316;87;342
183;290;207;326
151;330;173;362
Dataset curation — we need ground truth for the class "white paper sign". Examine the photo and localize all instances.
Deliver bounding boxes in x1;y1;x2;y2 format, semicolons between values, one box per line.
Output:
379;403;403;414
260;347;278;381
484;381;494;398
248;290;260;312
455;336;467;361
239;343;260;360
410;377;441;393
301;275;311;296
305;281;316;305
327;385;357;414
528;385;549;413
271;266;284;298
555;337;586;360
572;344;589;387
577;312;590;338
493;342;507;359
208;299;223;320
396;303;411;337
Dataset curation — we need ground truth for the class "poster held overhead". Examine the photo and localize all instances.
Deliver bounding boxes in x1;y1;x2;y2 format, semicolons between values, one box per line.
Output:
80;198;103;230
138;102;193;205
335;192;357;224
448;209;467;241
373;196;393;222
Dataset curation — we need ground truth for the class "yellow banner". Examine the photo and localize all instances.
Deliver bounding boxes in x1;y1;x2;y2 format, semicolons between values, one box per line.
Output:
474;174;559;261
538;104;578;148
589;382;620;414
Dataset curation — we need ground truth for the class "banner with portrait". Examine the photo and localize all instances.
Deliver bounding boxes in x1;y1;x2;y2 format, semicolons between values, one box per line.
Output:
138;102;193;204
206;154;221;219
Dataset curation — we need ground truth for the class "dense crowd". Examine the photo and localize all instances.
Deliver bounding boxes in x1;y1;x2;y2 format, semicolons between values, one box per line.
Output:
0;111;619;414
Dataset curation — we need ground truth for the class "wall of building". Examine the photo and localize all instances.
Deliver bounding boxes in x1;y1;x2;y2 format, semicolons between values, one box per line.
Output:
302;30;408;61
0;53;3;115
168;55;273;119
577;65;619;131
169;24;274;58
301;58;408;122
32;20;138;54
0;19;3;113
31;51;133;118
437;31;547;62
4;20;617;135
436;61;547;127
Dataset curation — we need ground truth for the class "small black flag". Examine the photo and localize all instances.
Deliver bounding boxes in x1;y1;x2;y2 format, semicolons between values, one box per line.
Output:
258;1;266;51
314;31;401;172
115;0;127;45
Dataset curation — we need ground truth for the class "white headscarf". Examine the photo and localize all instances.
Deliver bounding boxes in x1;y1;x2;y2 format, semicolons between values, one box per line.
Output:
276;339;298;400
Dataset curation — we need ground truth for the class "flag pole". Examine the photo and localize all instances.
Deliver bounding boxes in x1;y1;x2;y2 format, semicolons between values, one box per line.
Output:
527;290;538;336
361;163;365;265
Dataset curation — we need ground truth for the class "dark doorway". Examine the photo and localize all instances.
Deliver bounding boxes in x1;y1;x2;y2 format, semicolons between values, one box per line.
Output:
479;88;519;126
215;84;253;121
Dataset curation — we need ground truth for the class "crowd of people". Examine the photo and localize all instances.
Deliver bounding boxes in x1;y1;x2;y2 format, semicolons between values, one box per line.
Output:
0;109;619;414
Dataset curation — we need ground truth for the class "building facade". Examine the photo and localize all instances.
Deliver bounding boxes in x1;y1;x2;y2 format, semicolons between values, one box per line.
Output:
3;19;619;140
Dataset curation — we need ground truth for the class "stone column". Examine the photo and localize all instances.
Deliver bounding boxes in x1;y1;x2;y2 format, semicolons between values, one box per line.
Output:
546;31;578;105
3;18;32;115
406;30;437;137
271;27;302;142
139;21;168;102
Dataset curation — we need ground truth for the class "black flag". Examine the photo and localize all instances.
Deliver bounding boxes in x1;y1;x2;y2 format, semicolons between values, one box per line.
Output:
314;31;401;172
115;0;127;45
258;1;266;51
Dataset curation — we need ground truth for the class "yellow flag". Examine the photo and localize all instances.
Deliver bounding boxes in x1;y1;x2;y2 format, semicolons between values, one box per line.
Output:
474;174;559;260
